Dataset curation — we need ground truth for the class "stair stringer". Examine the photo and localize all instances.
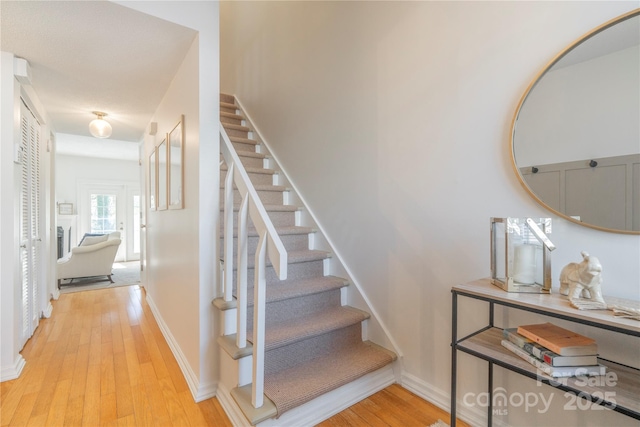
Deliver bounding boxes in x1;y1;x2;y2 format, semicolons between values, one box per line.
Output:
233;96;404;365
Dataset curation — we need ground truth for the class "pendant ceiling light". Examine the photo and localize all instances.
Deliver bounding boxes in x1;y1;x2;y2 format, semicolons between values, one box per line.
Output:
89;111;112;138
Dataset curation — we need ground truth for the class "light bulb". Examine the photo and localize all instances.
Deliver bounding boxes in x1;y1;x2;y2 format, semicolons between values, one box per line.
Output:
89;112;112;138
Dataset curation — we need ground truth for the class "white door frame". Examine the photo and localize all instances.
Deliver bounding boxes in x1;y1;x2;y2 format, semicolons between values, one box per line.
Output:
77;180;139;262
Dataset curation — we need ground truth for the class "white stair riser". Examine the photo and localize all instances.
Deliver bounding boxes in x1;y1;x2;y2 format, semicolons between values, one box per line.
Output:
219;188;283;205
221;170;274;186
220;233;309;256
221;209;296;228
232;258;325;285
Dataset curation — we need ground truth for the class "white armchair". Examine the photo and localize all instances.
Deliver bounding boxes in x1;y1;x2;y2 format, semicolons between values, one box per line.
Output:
57;231;122;288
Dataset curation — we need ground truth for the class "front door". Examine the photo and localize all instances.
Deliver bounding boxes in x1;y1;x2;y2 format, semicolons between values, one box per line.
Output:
79;182;139;262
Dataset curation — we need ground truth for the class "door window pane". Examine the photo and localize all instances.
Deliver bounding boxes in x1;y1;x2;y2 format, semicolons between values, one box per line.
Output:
90;194;117;234
133;195;140;253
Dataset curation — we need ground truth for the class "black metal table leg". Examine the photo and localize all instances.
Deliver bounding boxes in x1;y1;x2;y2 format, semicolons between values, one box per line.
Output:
451;290;458;427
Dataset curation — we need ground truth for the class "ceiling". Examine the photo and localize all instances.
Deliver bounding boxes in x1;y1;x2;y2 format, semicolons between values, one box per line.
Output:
1;0;197;159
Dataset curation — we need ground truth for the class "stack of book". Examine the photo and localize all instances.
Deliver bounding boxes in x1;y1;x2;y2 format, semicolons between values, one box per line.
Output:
501;322;606;378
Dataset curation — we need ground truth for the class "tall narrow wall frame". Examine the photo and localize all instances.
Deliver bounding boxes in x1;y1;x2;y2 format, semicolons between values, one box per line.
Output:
168;115;184;209
149;147;157;211
157;136;168;211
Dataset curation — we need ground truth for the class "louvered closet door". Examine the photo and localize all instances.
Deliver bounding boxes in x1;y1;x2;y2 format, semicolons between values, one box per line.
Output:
19;100;42;347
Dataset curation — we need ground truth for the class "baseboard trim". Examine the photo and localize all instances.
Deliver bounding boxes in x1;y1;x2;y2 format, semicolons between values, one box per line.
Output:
217;382;253;426
42;301;53;318
145;293;217;402
401;371;490;427
1;354;26;382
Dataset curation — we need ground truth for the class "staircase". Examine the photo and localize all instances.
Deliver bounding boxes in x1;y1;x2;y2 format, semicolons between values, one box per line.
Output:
215;93;397;426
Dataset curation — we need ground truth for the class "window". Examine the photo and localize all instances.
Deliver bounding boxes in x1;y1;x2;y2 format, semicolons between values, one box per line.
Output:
90;194;117;234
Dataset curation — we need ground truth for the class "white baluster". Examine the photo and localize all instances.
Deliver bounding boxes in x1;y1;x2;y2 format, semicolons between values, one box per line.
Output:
252;232;267;408
236;196;249;349
223;162;235;302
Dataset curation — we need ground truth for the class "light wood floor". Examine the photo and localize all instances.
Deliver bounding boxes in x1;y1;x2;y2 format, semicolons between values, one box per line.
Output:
1;285;468;427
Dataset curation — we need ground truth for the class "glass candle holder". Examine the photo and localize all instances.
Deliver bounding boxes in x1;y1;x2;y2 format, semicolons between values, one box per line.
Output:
490;217;554;293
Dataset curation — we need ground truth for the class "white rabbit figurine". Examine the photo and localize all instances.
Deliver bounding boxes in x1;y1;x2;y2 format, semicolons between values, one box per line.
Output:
559;251;607;310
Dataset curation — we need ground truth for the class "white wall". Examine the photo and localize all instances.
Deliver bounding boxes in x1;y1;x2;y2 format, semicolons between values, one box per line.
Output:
117;0;220;402
55;153;140;209
221;2;640;426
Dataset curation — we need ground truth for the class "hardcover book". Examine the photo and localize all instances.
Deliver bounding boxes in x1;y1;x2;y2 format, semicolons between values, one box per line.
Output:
500;340;605;378
503;328;598;366
516;322;598;356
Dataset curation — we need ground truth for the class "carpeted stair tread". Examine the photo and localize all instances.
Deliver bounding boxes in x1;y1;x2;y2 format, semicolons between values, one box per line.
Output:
219;183;286;193
243;249;330;270
225;225;315;238
223;123;251;133
221;101;237;110
251;183;286;191
221;203;299;213
235;150;267;160
220;111;243;120
245;275;348;306
263;341;395;417
229;136;258;145
249;306;369;351
220;164;275;175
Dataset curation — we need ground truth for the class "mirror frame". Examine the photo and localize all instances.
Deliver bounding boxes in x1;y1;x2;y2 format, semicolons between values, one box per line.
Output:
510;9;640;235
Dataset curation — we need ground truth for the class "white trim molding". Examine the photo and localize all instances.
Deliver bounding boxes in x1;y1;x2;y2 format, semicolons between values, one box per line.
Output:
401;371;494;427
1;354;26;382
145;293;217;402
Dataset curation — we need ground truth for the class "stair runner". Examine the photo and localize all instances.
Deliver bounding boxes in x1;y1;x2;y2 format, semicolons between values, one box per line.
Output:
219;94;396;422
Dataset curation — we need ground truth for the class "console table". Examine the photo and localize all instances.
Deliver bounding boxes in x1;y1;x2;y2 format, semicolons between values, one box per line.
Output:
451;278;640;426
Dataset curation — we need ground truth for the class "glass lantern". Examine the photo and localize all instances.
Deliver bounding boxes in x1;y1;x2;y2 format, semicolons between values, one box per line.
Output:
490;217;555;293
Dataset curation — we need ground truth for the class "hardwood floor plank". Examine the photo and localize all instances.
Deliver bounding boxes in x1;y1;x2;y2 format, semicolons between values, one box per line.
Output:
110;310;125;354
130;383;154;427
24;412;47;427
100;392;117;425
88;326;102;366
122;336;142;387
115;414;136;427
113;350;134;418
69;343;90;399
82;361;101;427
130;326;150;364
6;391;38;427
0;377;28;426
158;377;190;426
100;341;116;396
139;362;172;426
27;380;55;420
142;328;171;381
58;348;78;383
44;378;71;426
196;396;233;427
176;390;211;427
345;403;388;427
63;396;84;426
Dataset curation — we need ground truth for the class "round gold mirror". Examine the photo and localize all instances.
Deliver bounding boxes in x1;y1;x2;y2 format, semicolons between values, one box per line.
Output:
511;9;640;235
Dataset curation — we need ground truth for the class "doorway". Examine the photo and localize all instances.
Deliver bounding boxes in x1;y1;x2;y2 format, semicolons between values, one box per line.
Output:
78;182;140;262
